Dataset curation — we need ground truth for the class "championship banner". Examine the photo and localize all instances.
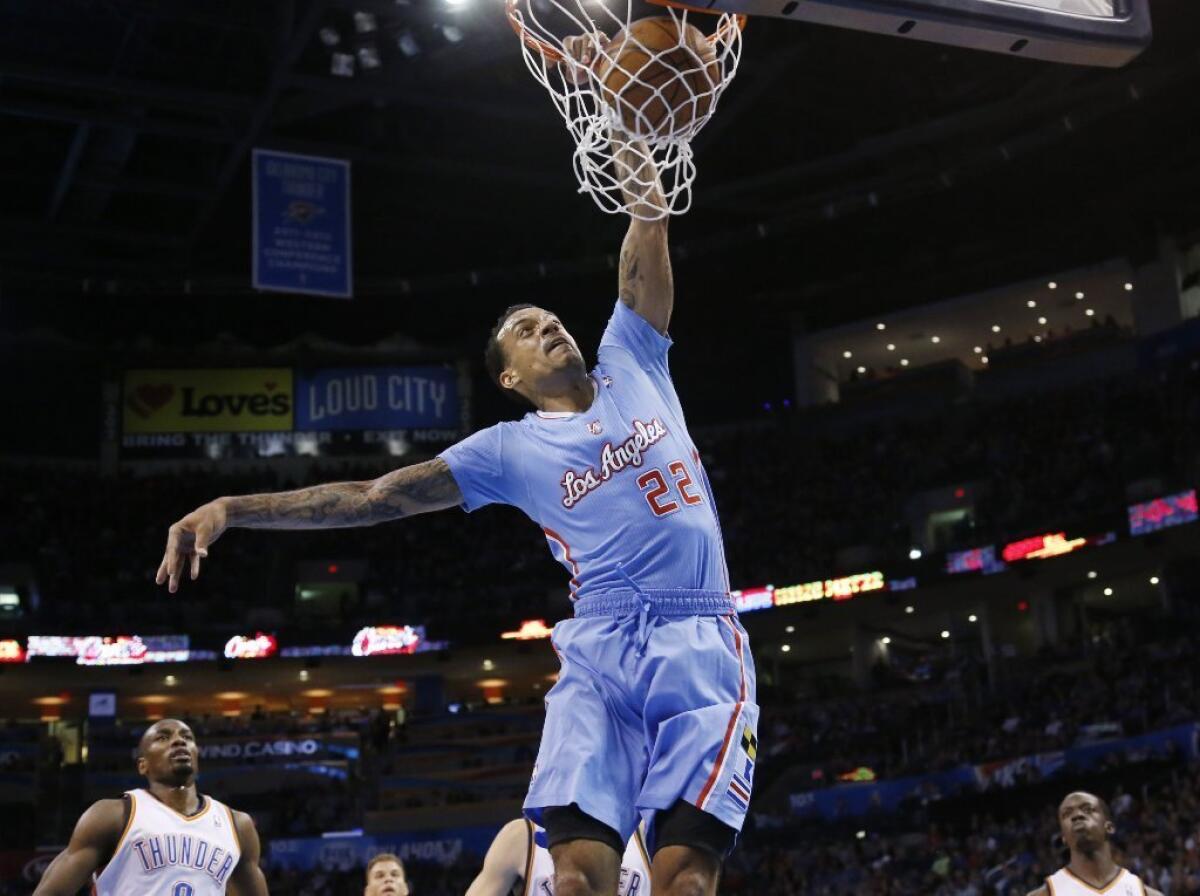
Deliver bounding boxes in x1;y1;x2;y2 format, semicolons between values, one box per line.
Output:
123;369;293;433
295;366;460;432
253;149;352;298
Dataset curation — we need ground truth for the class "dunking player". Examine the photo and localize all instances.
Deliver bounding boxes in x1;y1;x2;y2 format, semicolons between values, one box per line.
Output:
157;130;758;896
1028;792;1161;896
466;817;651;896
33;718;267;895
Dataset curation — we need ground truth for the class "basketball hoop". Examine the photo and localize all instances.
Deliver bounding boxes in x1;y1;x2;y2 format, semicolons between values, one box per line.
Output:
507;0;745;220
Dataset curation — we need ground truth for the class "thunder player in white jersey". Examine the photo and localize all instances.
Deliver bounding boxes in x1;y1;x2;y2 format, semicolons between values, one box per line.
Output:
1028;792;1161;896
33;718;267;896
160;123;758;896
466;818;650;896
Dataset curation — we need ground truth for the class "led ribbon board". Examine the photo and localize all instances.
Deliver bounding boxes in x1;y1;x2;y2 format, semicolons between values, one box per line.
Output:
1129;489;1198;536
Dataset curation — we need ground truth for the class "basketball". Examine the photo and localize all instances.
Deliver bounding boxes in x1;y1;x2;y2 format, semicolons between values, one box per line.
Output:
595;16;720;140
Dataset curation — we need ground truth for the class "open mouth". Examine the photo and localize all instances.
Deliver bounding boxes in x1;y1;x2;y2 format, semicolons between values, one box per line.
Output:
170;749;192;761
545;336;570;354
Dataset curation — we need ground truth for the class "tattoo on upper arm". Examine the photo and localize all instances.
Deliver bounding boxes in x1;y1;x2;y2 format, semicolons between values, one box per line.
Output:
367;458;461;519
619;245;641;311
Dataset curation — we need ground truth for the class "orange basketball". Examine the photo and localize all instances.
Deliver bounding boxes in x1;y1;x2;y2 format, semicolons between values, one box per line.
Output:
595;16;720;139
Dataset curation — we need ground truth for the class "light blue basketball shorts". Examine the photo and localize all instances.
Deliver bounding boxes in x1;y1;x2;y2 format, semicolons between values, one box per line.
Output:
524;590;760;851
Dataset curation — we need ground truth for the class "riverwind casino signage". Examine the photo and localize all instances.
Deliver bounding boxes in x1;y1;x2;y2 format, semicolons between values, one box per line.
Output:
120;366;465;458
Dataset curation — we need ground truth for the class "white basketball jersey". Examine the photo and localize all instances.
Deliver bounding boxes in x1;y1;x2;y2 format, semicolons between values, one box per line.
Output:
1046;867;1146;896
94;789;242;896
525;821;651;896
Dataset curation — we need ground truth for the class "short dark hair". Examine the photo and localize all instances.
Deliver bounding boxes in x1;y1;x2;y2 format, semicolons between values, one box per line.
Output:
484;303;536;407
365;852;405;881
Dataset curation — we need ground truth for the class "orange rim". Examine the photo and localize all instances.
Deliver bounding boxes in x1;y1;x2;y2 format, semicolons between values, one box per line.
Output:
505;0;745;63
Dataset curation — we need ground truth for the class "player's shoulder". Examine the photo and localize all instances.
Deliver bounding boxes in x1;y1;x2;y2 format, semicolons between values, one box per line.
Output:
73;797;128;842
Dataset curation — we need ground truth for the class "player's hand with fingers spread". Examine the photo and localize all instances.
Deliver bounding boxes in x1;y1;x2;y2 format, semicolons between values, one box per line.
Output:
559;32;607;85
155;499;228;593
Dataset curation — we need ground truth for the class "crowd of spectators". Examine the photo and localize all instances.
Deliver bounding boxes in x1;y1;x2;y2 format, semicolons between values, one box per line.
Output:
2;357;1198;644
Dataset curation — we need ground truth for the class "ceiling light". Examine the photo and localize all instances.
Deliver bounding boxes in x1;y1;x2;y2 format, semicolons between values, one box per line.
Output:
1124;282;1134;291
1075;291;1085;300
397;30;420;57
785;625;795;633
298;670;310;682
781;644;791;653
1103;587;1113;596
1027;300;1037;308
973;346;982;354
1087;570;1097;579
905;606;914;614
881;636;891;645
1149;576;1160;585
1034;335;1043;343
886;343;895;351
164;675;178;687
357;46;381;69
930;336;940;344
981;356;988;364
482;658;495;671
908;547;923;560
843;350;852;359
940;630;950;639
1085;308;1095;317
992;324;1001;333
968;614;977;622
876;323;886;330
900;359;909;367
1048;281;1057;289
1037;316;1047;325
856;366;866;374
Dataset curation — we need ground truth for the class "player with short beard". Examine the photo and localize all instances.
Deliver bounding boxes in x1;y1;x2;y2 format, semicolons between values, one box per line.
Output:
34;718;267;895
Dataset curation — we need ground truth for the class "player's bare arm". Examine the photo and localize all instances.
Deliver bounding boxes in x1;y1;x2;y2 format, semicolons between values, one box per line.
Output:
156;457;462;592
465;818;529;896
560;34;673;334
32;799;125;895
1026;887;1049;896
227;810;269;896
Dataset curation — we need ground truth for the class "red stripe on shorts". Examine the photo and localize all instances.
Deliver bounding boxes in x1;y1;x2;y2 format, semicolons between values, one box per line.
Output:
696;615;746;808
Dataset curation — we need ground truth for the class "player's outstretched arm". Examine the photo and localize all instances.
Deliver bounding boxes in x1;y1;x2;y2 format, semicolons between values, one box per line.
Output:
32;799;124;895
228;810;270;896
614;139;673;334
156;457;462;592
559;34;673;334
465;818;529;896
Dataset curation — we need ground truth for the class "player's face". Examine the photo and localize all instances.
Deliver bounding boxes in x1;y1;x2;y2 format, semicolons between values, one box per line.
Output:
137;719;199;785
1058;792;1112;851
498;307;586;395
364;860;408;896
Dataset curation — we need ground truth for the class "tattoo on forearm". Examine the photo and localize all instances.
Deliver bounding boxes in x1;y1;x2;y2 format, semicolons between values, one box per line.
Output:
225;458;460;529
620;246;641;311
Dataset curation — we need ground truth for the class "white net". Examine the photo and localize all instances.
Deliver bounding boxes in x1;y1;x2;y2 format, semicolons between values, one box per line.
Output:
507;0;744;220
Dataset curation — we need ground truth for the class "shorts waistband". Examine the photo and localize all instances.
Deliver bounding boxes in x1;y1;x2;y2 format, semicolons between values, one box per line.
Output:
572;589;736;618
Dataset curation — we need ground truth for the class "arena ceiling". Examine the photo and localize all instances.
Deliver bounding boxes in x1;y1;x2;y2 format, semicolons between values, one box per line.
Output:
0;0;1198;416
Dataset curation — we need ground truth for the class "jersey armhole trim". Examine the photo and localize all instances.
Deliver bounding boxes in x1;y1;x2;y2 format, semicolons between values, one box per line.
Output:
1046;877;1056;896
634;824;652;867
523;818;535;896
111;792;137;861
226;805;242;852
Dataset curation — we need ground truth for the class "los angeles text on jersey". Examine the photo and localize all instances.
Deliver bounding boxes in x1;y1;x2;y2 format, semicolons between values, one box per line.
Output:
130;833;236;884
560;418;669;509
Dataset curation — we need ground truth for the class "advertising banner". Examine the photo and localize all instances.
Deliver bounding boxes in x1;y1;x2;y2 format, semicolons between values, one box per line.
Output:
267;827;499;872
295;366;460;432
123;369;293;434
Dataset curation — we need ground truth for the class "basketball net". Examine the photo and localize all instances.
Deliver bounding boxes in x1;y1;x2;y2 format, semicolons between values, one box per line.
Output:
507;0;744;220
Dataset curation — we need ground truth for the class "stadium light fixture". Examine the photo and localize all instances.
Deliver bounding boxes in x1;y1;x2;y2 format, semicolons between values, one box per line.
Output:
781;644;791;653
900;359;909;366
876;322;886;330
1075;291;1085;299
940;630;950;639
930;336;940;344
857;366;866;374
908;547;922;560
1150;576;1160;585
1048;281;1057;289
880;636;891;645
1027;299;1037;308
973;346;982;354
1103;587;1114;596
785;625;795;633
1037;316;1047;325
1085;308;1095;317
164;675;178;687
968;614;978;623
905;606;914;614
1087;570;1097;579
981;356;989;364
1125;282;1134;291
843;350;852;359
991;324;1001;333
886;343;895;351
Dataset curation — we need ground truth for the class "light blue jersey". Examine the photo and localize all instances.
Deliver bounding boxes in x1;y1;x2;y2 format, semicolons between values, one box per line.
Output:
440;300;758;851
440;299;730;600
